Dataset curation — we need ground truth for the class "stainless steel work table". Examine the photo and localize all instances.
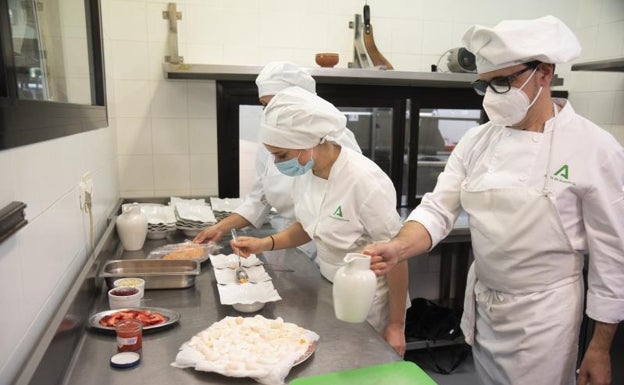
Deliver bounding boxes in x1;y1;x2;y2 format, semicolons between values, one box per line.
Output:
64;232;401;384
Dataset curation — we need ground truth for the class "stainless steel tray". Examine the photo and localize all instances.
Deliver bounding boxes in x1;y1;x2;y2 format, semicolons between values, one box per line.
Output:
100;259;200;289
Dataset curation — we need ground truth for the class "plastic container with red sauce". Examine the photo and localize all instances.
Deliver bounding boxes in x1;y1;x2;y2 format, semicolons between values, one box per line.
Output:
116;319;143;352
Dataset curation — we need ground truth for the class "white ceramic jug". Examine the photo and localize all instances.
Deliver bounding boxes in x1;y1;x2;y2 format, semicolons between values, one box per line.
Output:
116;203;148;251
332;253;377;323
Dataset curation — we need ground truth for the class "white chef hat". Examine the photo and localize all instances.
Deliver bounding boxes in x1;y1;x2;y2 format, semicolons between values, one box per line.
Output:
255;61;316;97
261;86;346;149
462;15;582;74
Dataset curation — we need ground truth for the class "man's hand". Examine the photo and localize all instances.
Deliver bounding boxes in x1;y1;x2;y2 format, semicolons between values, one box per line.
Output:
577;321;616;385
362;241;401;276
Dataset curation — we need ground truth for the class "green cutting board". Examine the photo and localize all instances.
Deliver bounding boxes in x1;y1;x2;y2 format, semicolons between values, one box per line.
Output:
290;361;438;385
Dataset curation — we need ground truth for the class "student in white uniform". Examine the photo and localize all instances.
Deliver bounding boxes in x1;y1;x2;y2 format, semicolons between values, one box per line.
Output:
363;16;624;385
231;86;409;356
194;62;361;259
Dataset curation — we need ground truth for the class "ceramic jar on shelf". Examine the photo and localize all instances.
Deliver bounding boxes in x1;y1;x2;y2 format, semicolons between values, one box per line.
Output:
332;253;377;323
116;203;148;251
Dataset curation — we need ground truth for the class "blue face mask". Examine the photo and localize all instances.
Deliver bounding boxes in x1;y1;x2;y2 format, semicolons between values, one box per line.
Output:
275;150;314;177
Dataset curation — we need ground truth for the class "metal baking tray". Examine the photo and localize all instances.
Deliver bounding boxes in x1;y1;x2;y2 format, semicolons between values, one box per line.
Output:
100;259;200;289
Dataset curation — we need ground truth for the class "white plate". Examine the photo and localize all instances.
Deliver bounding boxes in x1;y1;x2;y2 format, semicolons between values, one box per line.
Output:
209;197;243;213
209;253;262;269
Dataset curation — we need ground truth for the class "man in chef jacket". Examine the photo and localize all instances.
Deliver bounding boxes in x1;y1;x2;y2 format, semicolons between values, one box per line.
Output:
194;61;361;258
363;15;624;385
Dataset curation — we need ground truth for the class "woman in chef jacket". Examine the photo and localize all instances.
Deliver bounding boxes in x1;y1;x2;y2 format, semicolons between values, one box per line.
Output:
363;16;624;385
194;62;361;259
232;86;409;356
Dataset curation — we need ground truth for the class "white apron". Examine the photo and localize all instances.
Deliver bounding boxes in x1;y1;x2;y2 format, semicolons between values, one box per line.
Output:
459;116;584;385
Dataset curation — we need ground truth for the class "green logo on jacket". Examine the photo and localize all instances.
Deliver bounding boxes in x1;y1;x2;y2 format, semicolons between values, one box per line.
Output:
330;205;349;222
553;164;569;180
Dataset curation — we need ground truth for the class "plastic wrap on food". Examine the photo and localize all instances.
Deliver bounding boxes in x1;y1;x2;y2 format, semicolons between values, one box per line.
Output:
147;241;221;263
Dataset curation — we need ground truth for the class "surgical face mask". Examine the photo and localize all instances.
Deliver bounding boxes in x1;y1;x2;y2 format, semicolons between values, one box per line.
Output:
482;67;543;126
275;150;314;177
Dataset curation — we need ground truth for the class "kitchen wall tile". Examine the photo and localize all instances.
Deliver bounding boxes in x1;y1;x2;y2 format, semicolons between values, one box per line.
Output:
190;154;219;191
577;0;603;29
0;237;25;368
152;118;189;154
388;53;422;73
596;21;624;59
107;1;148;41
258;48;297;66
223;44;261;66
324;0;361;16
153;189;193;198
122;190;156;199
150;80;188;118
148;41;170;80
191;188;218;197
219;9;261;47
421;21;454;56
576;26;599;62
568;92;592;119
259;11;302;49
590;71;624;93
189;118;218;154
600;0;624;24
147;2;170;43
118;155;155;191
387;19;423;55
187;82;217;119
589;92;617;125
0;149;15;208
613;92;624;125
66;77;93;105
116;118;152;155
114;80;152;118
180;3;226;46
112;41;150;80
153;155;191;190
12;135;80;221
323;15;354;56
19;192;81;321
183;44;224;66
222;0;259;11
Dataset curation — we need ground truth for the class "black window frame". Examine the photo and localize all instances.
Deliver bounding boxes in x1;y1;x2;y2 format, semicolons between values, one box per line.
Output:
0;0;107;150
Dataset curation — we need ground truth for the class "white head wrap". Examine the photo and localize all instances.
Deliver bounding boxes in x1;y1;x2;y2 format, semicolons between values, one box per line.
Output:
462;15;582;74
261;86;346;149
255;61;316;97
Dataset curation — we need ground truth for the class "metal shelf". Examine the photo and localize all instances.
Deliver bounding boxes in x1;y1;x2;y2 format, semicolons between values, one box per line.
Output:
571;58;624;72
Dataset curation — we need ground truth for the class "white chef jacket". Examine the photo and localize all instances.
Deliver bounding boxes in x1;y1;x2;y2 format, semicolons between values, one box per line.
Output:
408;99;624;324
292;147;402;280
235;129;361;228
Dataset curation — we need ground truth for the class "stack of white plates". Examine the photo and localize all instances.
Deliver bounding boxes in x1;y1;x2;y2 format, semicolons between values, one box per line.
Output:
170;197;216;237
138;204;176;239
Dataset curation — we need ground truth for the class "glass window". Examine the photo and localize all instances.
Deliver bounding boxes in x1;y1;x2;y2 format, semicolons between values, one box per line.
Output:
9;0;91;103
415;108;481;198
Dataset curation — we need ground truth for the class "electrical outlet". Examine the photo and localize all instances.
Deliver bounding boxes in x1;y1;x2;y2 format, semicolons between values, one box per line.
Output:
79;172;93;213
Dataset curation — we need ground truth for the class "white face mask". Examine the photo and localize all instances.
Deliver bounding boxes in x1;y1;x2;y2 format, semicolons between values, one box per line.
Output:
482;67;543;127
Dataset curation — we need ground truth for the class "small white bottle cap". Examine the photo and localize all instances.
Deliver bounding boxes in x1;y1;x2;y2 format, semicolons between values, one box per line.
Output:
110;351;141;369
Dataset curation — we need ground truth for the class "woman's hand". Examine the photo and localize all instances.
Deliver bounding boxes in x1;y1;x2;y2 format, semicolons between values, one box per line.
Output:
193;224;224;244
383;322;406;357
230;236;273;257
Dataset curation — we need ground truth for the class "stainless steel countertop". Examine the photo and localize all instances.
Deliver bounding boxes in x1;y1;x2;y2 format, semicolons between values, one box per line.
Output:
63;230;401;385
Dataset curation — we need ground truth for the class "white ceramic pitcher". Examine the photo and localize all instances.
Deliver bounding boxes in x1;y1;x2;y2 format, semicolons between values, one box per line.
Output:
116;203;148;251
332;253;377;323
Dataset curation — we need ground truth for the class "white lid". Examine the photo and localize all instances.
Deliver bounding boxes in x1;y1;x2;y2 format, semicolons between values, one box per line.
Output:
110;352;141;369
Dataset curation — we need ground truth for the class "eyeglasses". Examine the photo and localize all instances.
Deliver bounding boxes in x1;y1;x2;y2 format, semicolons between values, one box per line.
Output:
471;64;538;96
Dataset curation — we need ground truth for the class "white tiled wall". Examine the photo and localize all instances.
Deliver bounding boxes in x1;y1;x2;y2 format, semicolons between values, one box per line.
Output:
106;0;623;198
0;128;119;383
1;0;622;382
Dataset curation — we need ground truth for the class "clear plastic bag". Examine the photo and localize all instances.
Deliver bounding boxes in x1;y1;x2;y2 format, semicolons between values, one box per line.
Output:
147;241;221;263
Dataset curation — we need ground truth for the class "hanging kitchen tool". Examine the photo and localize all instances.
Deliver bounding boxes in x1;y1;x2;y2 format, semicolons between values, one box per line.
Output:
348;14;371;68
362;4;393;70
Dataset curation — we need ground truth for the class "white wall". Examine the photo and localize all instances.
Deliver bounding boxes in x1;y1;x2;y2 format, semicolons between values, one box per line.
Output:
0;129;119;384
0;0;622;382
107;0;623;198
